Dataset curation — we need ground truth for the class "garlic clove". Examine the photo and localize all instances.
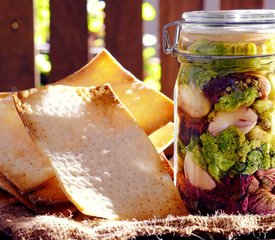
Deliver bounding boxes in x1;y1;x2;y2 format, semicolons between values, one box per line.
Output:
208;107;258;137
178;84;211;118
256;74;271;100
184;151;216;190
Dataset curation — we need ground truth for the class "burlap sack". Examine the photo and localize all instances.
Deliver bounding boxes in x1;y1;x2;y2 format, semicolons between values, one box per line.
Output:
0;205;274;240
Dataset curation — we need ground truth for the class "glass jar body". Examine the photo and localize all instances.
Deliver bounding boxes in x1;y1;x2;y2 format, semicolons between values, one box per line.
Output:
175;54;275;215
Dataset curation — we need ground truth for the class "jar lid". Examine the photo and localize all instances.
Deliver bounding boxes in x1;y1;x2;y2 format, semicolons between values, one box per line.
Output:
182;9;275;24
163;10;275;58
181;10;275;34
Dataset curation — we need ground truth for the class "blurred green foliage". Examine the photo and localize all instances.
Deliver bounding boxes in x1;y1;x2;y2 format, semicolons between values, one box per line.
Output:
35;54;51;73
87;0;105;48
34;0;50;45
34;0;51;77
142;2;156;21
143;47;161;90
142;2;161;91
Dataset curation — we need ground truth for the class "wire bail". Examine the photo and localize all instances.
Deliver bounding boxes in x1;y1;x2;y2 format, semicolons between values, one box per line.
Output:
162;20;184;56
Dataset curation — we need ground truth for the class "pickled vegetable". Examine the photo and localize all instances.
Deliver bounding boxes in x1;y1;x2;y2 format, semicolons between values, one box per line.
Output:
176;38;275;214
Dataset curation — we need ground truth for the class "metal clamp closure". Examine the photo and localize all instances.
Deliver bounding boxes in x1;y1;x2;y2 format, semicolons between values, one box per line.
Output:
163;20;184;55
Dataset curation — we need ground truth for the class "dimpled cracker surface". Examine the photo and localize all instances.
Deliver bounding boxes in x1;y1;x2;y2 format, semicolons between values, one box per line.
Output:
56;49;173;135
14;84;186;220
0;95;54;193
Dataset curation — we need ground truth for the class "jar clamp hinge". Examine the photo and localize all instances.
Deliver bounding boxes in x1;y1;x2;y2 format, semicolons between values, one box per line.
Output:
163;20;184;56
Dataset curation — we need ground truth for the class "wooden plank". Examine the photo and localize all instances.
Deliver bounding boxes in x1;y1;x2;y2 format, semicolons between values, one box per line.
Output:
49;0;88;83
221;0;263;9
105;0;143;80
159;0;203;99
0;0;34;91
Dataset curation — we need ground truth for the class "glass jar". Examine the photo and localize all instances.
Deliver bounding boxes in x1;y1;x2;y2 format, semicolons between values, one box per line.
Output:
163;10;275;215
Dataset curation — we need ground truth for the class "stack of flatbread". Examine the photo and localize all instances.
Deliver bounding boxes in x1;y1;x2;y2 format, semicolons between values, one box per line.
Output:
0;49;187;220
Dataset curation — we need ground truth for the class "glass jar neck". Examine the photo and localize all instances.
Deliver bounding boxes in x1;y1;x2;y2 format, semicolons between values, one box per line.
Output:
163;10;275;58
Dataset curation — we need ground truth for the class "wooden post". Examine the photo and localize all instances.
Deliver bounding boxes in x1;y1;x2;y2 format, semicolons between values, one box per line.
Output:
159;0;203;99
105;0;143;80
221;0;263;9
0;0;34;91
49;0;88;83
